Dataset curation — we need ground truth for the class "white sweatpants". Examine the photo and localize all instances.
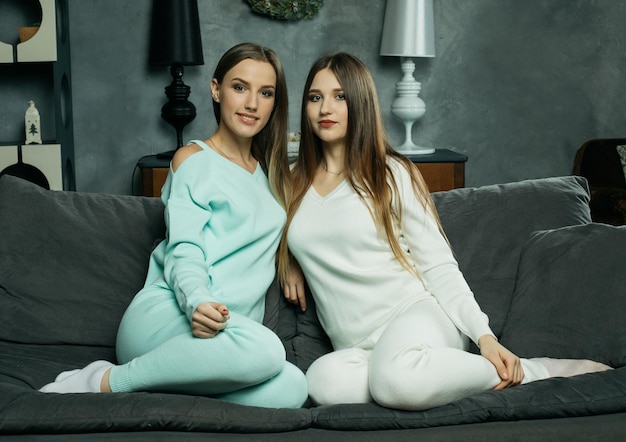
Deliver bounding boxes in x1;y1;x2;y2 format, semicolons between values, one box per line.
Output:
306;298;549;410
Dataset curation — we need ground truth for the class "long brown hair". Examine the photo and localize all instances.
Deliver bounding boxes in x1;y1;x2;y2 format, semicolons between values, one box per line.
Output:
212;43;291;207
278;53;442;284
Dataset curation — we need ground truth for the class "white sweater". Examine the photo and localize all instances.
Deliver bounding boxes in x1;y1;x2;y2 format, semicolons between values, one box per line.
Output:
287;160;494;350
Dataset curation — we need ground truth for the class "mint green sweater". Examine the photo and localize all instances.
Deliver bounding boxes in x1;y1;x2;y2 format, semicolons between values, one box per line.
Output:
144;140;285;324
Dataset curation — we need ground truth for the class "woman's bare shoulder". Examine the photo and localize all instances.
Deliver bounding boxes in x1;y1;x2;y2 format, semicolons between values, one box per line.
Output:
172;143;204;172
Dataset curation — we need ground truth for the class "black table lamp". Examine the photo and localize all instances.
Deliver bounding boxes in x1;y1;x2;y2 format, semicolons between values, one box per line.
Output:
149;0;204;158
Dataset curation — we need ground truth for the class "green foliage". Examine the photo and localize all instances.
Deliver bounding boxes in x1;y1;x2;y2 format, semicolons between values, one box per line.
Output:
246;0;324;20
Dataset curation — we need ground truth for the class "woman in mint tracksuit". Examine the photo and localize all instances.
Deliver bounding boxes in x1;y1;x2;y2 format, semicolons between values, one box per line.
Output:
40;43;307;408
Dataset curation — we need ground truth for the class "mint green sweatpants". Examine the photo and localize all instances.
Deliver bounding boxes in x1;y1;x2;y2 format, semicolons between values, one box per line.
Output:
110;285;307;408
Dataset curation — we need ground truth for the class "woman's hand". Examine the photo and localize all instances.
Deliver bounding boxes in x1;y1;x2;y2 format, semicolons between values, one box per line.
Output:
283;258;307;311
478;335;525;389
191;302;230;338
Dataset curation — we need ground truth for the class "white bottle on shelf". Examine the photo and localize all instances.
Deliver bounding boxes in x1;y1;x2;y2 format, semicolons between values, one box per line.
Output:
25;100;42;144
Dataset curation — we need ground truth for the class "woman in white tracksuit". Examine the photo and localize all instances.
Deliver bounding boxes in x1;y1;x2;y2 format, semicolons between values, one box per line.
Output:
279;52;611;411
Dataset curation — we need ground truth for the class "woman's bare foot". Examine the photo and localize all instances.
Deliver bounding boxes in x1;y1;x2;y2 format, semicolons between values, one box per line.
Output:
101;367;113;392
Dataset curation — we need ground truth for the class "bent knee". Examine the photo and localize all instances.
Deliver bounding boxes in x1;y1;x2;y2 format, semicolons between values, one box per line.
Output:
248;335;286;382
369;369;447;411
224;316;286;380
370;382;438;410
306;351;371;405
273;363;309;408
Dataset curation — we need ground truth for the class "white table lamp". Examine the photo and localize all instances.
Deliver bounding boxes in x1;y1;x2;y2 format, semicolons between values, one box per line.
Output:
380;0;436;154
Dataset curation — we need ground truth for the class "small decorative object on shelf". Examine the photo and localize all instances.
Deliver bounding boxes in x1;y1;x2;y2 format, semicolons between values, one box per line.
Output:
18;24;40;43
288;131;300;154
25;100;42;145
247;0;324;20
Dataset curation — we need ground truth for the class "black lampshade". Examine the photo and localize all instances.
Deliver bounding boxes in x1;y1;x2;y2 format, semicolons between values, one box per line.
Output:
149;0;204;66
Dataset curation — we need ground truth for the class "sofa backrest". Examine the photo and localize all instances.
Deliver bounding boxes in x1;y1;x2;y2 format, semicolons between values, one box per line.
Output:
0;175;166;347
431;175;591;337
0;175;592;369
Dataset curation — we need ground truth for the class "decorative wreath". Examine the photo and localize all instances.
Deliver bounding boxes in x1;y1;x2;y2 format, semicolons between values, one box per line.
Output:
247;0;324;20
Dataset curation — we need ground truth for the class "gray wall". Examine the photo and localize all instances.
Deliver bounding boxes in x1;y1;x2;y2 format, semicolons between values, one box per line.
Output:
65;0;626;194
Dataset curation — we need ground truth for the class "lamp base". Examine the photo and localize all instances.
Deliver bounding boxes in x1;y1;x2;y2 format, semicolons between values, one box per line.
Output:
391;58;434;156
161;64;197;150
395;143;435;155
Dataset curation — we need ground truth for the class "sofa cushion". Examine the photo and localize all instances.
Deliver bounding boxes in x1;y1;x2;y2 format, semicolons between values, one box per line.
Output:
500;223;626;367
277;283;333;374
431;176;591;337
0;340;312;434
0;175;166;347
312;367;626;430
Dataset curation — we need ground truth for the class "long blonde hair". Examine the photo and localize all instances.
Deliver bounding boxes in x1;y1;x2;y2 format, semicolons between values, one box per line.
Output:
278;53;443;285
212;43;291;207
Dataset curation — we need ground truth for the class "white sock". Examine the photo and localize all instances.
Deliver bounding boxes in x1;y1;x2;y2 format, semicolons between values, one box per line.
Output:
39;360;114;393
531;357;613;378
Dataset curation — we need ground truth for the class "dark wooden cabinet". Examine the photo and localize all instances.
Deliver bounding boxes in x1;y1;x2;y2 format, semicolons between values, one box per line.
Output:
405;149;467;192
138;149;467;197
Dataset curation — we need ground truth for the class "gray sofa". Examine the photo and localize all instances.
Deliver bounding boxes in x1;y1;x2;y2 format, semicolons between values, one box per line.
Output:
1;174;625;441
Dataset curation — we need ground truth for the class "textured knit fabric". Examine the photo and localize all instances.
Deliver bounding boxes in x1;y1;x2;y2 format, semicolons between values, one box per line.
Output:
288;159;494;350
145;140;285;323
109;140;307;407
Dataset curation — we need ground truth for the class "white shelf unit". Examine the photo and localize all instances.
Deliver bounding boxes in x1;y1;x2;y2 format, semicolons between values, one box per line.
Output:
0;0;75;190
0;144;62;190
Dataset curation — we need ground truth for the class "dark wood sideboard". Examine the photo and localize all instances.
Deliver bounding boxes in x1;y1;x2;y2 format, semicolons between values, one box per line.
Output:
137;149;467;197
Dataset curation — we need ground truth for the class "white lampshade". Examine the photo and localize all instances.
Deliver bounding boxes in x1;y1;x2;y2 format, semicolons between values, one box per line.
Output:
380;0;436;58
